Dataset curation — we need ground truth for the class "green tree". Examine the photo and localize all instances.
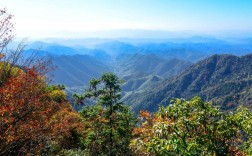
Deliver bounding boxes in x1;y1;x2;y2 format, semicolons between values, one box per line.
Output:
232;107;252;155
130;97;250;155
74;73;136;155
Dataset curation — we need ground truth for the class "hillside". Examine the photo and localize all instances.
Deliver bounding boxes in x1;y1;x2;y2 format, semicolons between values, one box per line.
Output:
50;54;111;86
48;52;191;91
121;74;162;92
115;54;192;101
125;54;252;113
115;53;192;78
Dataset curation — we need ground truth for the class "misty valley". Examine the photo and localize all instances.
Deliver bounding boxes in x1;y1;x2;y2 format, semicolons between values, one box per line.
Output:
20;38;252;113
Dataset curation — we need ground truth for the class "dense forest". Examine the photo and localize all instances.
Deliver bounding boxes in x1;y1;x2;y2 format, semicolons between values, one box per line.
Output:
125;54;252;113
1;8;252;156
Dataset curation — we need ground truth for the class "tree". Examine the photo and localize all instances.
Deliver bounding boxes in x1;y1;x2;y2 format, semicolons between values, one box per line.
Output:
0;65;84;155
47;105;85;155
0;8;80;155
0;8;53;87
74;73;137;155
130;97;250;155
0;8;14;53
0;67;57;154
232;107;252;155
0;8;15;86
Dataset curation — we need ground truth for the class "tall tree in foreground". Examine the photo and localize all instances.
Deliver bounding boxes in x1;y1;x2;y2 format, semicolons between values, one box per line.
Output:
74;73;136;156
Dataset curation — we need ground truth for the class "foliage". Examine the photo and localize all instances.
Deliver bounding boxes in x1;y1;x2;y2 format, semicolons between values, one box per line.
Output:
0;65;84;155
232;107;252;155
130;97;250;155
47;84;67;103
56;149;87;156
49;106;85;148
46;106;85;155
0;68;61;155
74;72;137;155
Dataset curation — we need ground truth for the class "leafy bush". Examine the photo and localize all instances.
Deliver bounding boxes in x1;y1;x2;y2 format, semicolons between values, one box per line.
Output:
130;97;251;155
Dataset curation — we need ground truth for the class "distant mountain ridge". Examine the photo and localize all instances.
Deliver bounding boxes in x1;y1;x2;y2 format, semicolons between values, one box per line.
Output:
21;40;252;112
25;38;252;61
125;54;252;113
23;41;193;89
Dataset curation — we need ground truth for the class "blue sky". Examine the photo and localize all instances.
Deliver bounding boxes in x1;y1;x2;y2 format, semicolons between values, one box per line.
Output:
1;0;252;38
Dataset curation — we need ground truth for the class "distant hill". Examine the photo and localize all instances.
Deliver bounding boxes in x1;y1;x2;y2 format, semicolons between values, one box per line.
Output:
49;54;111;87
25;42;79;56
137;42;252;62
115;53;192;78
125;54;252;113
121;74;162;92
24;42;111;61
117;54;192;106
95;41;138;56
93;40;252;62
25;39;252;63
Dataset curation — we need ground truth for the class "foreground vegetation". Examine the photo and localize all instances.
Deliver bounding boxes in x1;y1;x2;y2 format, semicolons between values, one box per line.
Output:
1;63;252;155
131;97;252;155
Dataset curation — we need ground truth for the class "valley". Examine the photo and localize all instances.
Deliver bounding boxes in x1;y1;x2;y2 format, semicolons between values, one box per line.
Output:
22;38;252;113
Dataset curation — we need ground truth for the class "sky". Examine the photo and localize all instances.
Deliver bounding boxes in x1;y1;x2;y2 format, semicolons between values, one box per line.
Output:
1;0;252;38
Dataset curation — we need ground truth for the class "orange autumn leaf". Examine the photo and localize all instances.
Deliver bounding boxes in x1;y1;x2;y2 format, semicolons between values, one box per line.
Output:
139;110;151;118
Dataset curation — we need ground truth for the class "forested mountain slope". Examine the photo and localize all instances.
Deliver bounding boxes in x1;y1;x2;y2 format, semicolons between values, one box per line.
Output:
121;74;162;92
50;54;111;86
115;53;192;78
125;54;252;113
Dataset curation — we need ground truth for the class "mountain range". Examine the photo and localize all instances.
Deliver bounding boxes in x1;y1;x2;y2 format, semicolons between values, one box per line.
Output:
19;37;252;113
125;54;252;113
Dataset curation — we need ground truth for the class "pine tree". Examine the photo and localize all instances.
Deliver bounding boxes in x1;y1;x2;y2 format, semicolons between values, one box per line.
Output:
74;73;136;155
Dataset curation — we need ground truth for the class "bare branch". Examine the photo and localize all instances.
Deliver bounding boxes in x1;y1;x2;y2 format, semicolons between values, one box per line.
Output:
0;8;14;53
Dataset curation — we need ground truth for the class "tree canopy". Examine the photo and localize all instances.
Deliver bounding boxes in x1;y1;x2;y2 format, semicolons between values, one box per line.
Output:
130;97;252;155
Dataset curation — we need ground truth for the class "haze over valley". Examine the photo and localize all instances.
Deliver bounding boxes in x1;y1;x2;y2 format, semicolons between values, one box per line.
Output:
14;36;251;112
